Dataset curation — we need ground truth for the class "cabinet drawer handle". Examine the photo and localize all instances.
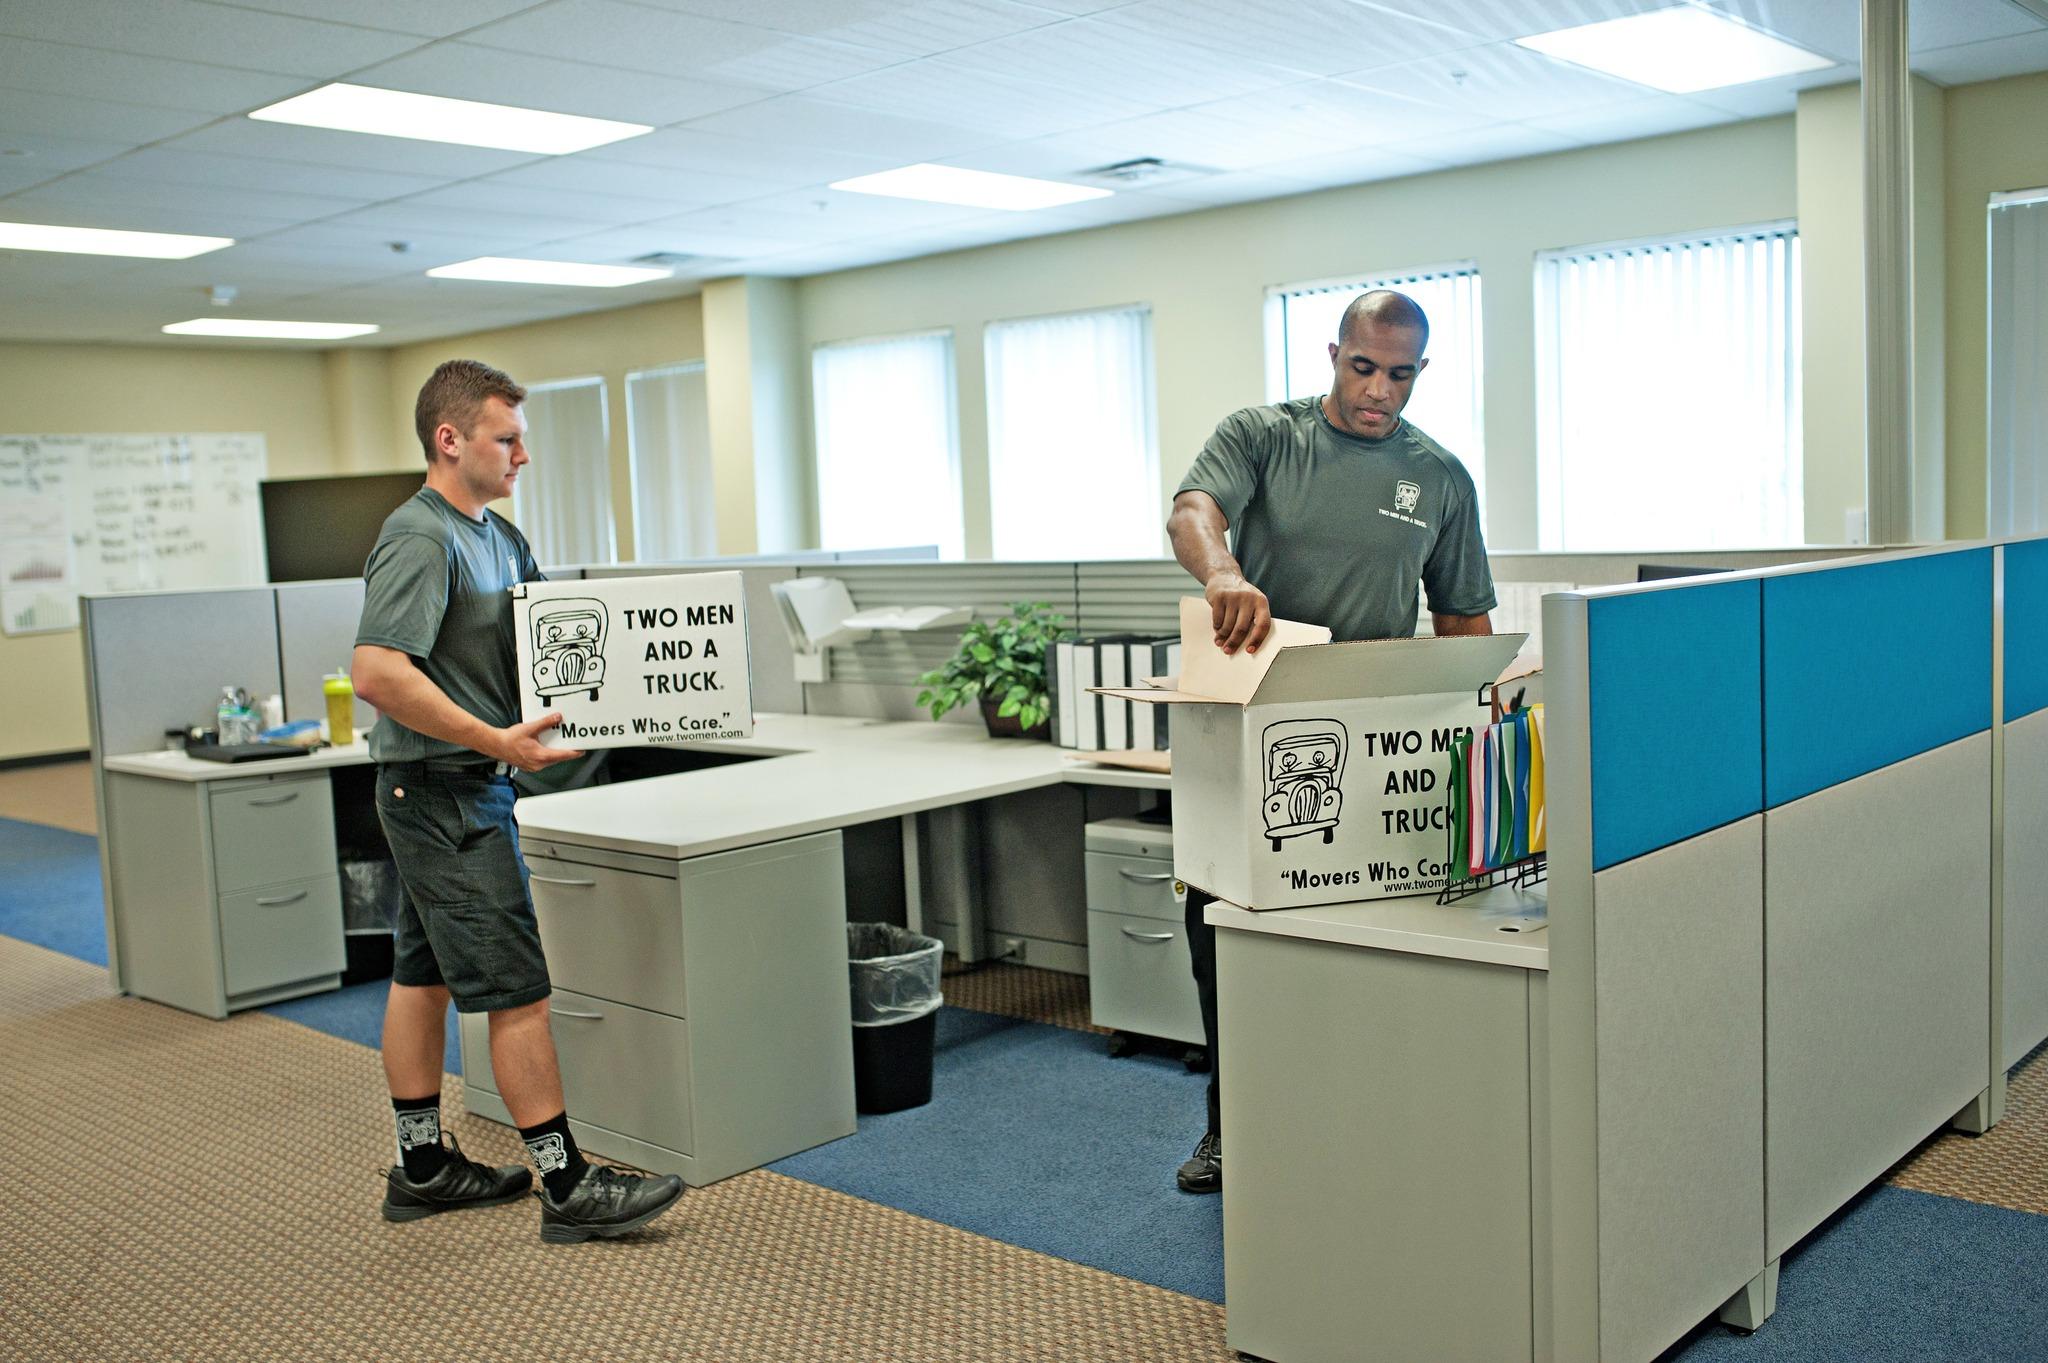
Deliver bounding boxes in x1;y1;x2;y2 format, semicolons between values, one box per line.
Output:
530;874;598;887
248;792;300;807
552;1007;605;1020
255;890;309;907
1121;927;1175;943
1117;868;1175;883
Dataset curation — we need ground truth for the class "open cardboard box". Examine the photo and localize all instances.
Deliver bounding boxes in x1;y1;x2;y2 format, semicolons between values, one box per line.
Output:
1095;599;1523;911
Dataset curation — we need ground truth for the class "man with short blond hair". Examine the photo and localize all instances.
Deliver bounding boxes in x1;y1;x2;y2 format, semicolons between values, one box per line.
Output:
353;358;684;1243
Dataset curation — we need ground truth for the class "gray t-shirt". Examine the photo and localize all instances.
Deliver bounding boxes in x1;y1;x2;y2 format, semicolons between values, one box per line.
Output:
355;487;541;765
1177;396;1496;641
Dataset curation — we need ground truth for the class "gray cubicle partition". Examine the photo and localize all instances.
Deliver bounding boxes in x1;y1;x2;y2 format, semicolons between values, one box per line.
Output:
1542;542;2007;1363
2002;535;2048;1068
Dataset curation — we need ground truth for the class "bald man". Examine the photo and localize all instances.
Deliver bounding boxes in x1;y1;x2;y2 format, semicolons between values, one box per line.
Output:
1163;290;1497;1194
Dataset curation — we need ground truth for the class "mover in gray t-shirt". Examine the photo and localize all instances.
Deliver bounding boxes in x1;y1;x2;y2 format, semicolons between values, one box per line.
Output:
350;359;682;1243
1163;290;1497;1197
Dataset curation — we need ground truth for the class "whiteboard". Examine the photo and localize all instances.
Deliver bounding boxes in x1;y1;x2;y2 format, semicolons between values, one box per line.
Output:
0;433;267;635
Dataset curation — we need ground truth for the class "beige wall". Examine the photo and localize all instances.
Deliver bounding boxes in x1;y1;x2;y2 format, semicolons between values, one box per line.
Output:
381;294;707;561
1944;71;2048;539
799;117;1801;556
0;342;337;762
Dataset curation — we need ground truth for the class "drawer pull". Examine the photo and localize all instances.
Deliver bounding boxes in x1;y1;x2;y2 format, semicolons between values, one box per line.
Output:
247;792;300;808
530;874;598;887
1121;927;1175;943
552;1007;605;1020
1116;868;1175;883
255;890;310;907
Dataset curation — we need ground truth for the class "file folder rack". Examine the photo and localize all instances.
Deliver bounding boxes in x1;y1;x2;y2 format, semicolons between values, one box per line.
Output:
1436;844;1545;905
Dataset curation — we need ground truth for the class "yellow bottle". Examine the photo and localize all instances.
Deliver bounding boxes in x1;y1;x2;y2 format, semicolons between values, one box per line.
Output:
323;670;355;747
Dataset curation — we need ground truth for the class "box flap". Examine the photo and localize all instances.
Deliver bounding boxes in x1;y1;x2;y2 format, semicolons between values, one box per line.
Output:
1090;685;1220;706
1248;632;1528;704
1177;596;1333;704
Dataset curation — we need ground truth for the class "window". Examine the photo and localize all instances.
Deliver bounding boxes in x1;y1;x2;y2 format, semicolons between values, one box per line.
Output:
626;362;714;561
1536;224;1802;551
985;305;1157;559
514;377;614;566
1989;188;2048;536
811;331;963;559
1267;264;1485;517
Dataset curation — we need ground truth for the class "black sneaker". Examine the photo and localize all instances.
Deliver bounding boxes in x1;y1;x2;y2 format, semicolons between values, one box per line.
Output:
1176;1130;1221;1194
381;1137;532;1222
537;1164;685;1245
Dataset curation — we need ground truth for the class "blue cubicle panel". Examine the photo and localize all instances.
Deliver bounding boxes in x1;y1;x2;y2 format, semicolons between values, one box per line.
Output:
1762;549;1993;808
1587;580;1763;871
2004;538;2048;722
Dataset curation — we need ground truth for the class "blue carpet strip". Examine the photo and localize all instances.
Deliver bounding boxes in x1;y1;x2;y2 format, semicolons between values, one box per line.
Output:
5;814;2046;1353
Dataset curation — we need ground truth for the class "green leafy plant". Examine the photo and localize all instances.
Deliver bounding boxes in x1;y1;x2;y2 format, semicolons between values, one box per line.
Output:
915;600;1070;732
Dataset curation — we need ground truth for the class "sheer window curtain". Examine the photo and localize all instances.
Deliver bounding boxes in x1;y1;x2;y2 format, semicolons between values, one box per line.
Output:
1989;190;2048;536
626;362;714;561
513;377;614;565
812;331;963;558
986;306;1157;560
1536;225;1802;551
1268;267;1486;520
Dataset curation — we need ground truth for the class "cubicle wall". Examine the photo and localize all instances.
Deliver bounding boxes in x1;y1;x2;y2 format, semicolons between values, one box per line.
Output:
1542;543;2007;1363
2004;535;2048;1068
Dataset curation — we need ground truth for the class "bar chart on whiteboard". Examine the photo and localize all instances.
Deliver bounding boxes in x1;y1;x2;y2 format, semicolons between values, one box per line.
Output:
0;433;268;635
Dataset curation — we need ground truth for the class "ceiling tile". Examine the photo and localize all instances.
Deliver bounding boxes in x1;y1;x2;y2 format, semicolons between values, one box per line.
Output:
772;0;1072;58
1357;0;1668;46
1114;171;1315;207
0;130;134;182
202;0;545;38
811;55;1159;137
748;185;1005;232
138;243;412;291
1521;94;1739;146
0;0;425;79
1910;26;2048;85
163;118;542;178
554;210;813;259
680;94;998;161
938;17;1309;109
581;127;898;184
0;89;219;145
482;156;790;209
1248;143;1444;190
1338;39;1656;121
1171;81;1499;165
1093;0;1490;80
400;179;688;228
0;193;301;238
86;146;448;201
1709;0;2047;66
350;42;778;125
4;172;366;227
260;221;548;270
314;200;619;252
1390;121;1580;169
0;38;308;113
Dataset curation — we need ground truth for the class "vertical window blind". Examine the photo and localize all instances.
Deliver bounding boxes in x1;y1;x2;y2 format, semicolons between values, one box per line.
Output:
812;331;963;559
625;362;714;561
1536;224;1802;551
985;305;1158;560
1989;189;2048;536
1268;265;1485;521
514;377;614;566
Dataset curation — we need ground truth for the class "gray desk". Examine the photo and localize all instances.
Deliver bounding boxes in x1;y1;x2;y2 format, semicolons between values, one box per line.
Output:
1208;885;1549;1363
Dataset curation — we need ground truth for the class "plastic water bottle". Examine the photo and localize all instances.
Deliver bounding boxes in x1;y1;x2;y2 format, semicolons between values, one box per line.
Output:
324;669;356;747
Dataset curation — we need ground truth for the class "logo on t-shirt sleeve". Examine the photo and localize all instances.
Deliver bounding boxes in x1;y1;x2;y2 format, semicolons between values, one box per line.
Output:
1380;479;1429;529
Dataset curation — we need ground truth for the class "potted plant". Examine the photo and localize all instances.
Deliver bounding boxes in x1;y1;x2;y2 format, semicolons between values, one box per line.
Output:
915;600;1069;739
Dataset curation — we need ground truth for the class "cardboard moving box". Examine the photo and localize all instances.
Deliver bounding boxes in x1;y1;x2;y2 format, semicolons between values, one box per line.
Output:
1096;599;1522;911
513;572;755;750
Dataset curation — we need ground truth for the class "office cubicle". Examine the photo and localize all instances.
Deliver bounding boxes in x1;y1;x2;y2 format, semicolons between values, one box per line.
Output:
1541;540;2029;1362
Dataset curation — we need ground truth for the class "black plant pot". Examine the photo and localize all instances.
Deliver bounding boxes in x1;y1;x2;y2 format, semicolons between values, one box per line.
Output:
979;697;1052;741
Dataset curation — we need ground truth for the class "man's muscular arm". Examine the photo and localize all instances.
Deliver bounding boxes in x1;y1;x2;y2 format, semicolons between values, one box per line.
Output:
1430;611;1494;637
1168;490;1272;655
351;644;582;772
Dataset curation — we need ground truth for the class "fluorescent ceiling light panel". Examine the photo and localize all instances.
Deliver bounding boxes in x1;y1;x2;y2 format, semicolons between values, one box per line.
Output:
0;221;231;259
247;83;650;155
426;257;674;287
163;319;380;340
1514;7;1833;94
830;164;1111;211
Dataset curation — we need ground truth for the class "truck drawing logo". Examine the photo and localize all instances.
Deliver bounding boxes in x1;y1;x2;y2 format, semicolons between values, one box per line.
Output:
1262;719;1347;851
531;598;608;702
1394;479;1421;514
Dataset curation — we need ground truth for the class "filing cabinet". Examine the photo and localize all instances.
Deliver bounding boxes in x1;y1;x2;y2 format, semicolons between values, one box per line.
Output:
1085;817;1203;1046
459;830;855;1186
102;767;346;1019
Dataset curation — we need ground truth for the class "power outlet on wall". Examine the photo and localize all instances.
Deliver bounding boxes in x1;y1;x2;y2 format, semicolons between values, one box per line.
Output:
997;937;1026;963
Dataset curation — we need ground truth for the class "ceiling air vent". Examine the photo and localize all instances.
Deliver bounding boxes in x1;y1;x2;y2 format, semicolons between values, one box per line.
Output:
631;251;728;268
1085;157;1170;184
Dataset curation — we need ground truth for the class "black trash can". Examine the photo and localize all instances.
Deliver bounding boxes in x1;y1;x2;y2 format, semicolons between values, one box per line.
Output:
847;923;944;1114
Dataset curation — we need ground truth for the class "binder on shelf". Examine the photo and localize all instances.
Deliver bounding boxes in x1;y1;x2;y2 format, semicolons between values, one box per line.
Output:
1073;644;1101;751
1099;639;1131;750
